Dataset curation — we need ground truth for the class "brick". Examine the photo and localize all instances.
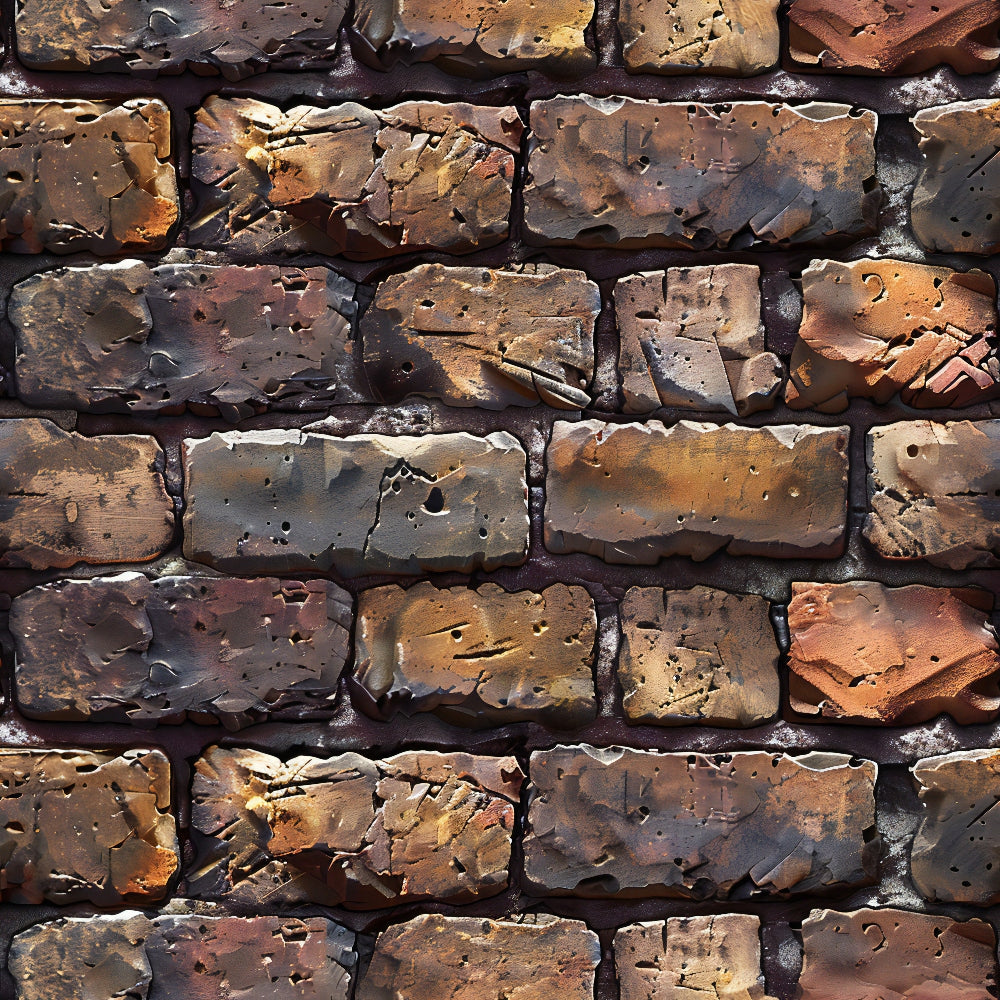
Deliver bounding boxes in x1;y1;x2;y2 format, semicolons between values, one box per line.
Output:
0;99;177;254
616;915;776;1000
352;581;597;728
545;419;849;563
788;581;1000;725
788;0;1000;74
616;265;783;415
0;419;174;571
911;749;1000;905
362;263;599;411
182;429;527;575
12;573;352;729
190;746;522;907
352;0;595;75
10;912;358;1000
619;586;780;727
190;97;522;258
799;907;997;1000
0;749;177;905
864;419;1000;570
524;97;879;249
524;746;878;898
358;914;600;1000
786;259;999;412
619;0;779;75
911;100;1000;254
11;260;361;421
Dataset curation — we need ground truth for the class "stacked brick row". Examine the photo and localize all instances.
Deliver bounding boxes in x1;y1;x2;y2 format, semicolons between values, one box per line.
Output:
2;1;1000;999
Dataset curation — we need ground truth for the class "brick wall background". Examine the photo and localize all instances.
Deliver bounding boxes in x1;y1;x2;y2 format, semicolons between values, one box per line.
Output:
1;0;1000;997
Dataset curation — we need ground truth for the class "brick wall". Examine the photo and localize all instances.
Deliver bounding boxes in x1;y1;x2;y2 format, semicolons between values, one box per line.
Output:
1;1;1000;998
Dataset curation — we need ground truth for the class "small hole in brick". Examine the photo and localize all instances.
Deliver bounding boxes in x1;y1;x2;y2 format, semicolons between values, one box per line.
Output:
424;487;444;513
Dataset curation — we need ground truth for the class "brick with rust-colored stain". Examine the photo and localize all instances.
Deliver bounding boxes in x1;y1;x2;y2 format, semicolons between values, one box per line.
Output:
616;264;783;416
0;419;174;570
864;419;1000;570
358;914;600;1000
524;97;879;250
190;97;522;259
189;746;522;907
10;912;358;1000
619;586;780;727
352;581;597;729
0;99;177;254
11;574;352;729
0;749;177;905
524;746;878;898
799;907;997;999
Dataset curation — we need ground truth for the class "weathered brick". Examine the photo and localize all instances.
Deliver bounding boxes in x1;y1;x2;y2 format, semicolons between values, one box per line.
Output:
358;914;600;1000
352;0;595;75
911;100;1000;254
182;429;527;575
545;419;849;563
786;259;999;411
911;749;1000;905
619;586;780;727
616;265;783;415
788;581;1000;725
362;263;599;410
619;0;779;75
799;907;997;1000
864;419;1000;570
0;99;177;254
190;97;522;258
352;581;597;728
10;259;361;421
524;97;879;249
0;749;177;905
788;0;1000;74
0;419;174;570
615;915;776;1000
190;746;522;907
524;746;878;898
12;573;352;728
10;912;358;1000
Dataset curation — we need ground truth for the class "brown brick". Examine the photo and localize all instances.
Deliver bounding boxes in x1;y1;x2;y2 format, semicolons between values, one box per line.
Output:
12;573;352;728
10;912;358;1000
616;265;783;416
788;581;1000;725
11;260;361;421
352;0;595;75
362;263;599;411
788;0;1000;74
16;0;346;77
615;915;776;1000
619;586;780;727
524;97;879;249
545;419;849;563
0;99;177;254
786;259;999;412
182;429;527;576
0;419;174;571
352;581;597;728
190;97;522;258
0;749;177;905
190;746;522;907
911;749;1000;905
524;746;878;898
864;419;1000;570
358;914;600;1000
619;0;779;75
799;907;997;1000
912;100;1000;255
